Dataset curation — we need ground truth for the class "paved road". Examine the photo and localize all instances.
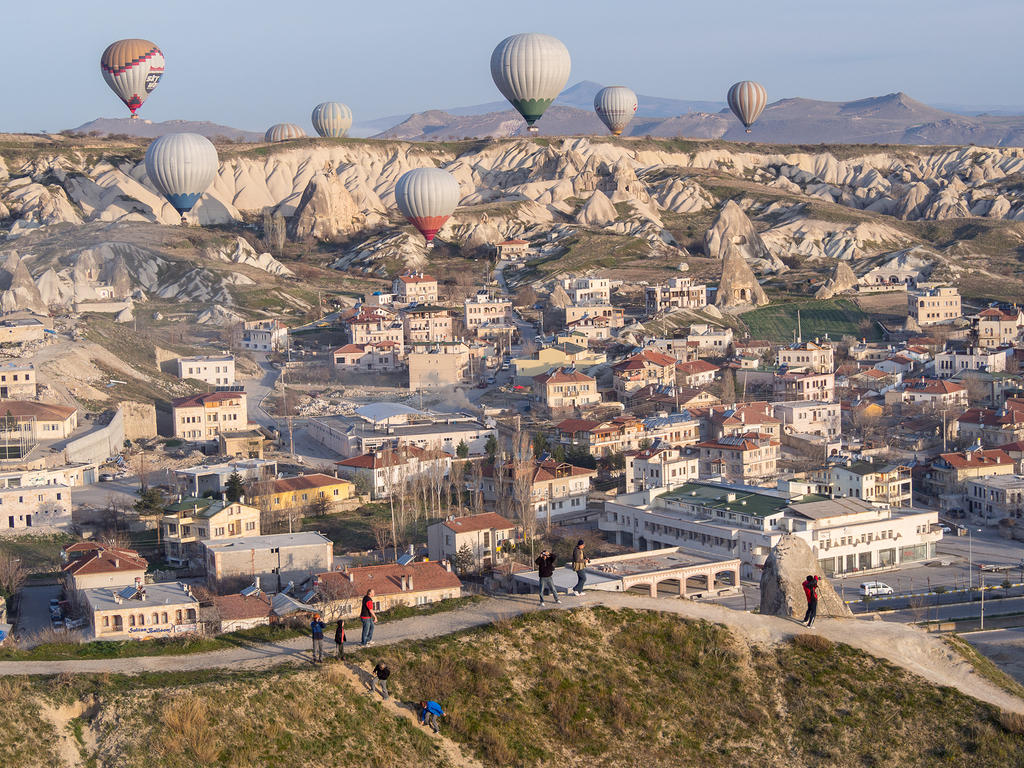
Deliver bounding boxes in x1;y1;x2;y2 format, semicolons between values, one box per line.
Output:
245;358;279;428
965;628;1024;685
16;584;63;636
880;594;1024;624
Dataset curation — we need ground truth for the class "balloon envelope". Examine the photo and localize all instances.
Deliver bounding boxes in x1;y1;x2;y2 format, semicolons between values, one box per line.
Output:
490;33;571;129
395;168;460;243
100;39;165;118
594;86;637;136
311;102;353;138
727;81;767;131
265;123;306;142
144;133;219;215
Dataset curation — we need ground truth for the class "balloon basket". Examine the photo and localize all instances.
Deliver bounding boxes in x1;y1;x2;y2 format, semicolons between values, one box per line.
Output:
527;126;539;134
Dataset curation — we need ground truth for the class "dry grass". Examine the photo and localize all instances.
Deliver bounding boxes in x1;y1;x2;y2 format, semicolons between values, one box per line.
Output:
791;633;835;653
159;695;221;764
999;710;1024;735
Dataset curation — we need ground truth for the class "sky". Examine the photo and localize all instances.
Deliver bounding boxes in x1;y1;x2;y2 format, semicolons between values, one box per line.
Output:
3;0;1023;133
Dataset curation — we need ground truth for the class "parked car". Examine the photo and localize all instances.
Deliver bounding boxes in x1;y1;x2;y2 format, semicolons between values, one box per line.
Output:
476;381;488;389
486;376;496;385
500;362;510;371
859;581;894;597
64;617;87;630
50;615;65;630
940;525;952;534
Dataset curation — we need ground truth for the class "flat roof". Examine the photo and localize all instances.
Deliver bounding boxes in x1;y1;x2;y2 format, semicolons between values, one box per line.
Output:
85;582;198;611
178;354;233;363
965;474;1024;489
658;482;803;519
787;497;877;520
354;403;425;423
202;532;332;552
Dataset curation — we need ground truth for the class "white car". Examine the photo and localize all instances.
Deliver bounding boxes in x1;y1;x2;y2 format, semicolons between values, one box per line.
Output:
859;581;894;597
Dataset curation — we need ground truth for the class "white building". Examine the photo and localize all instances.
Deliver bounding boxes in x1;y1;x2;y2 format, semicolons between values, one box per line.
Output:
687;324;733;355
242;320;288;352
464;292;513;332
933;346;1010;378
777;340;834;374
560;277;611;306
644;277;708;315
625;446;699;493
908;285;962;327
772;401;841;438
824;459;913;507
965;474;1024;524
0;361;36;399
176;355;236;387
309;413;494;459
0;484;71;533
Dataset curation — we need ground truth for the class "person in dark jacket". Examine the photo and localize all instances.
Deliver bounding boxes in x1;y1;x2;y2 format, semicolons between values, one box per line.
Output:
802;575;820;627
371;660;391;699
360;588;377;646
570;540;589;596
310;613;326;663
535;550;560;605
419;700;445;733
334;619;346;659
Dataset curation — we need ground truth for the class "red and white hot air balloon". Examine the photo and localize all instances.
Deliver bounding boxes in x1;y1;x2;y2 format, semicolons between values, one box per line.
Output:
395;168;460;248
100;39;165;118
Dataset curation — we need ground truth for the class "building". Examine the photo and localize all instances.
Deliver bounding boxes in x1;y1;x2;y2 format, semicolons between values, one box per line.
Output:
161;497;262;567
0;400;78;441
407;341;471;389
957;407;1024;447
392;272;439;305
401;305;455;344
777;340;834;374
772;401;841;439
920;448;1016;511
310;412;494;459
84;581;199;641
887;378;968;409
479;459;596;525
644;277;708;315
628;385;720;415
708;403;782;440
426;512;517;568
512;343;606;380
601;483;941;580
565;313;615;341
612;349;678;396
675;360;718;388
965;474;1024;523
335;446;451;499
316;561;462;618
532;367;599;416
563;304;624;330
775;369;836;402
176;355;235;387
625;445;700;493
560;277;611;305
825;459;912;506
0;483;71;532
496;239;529;261
172;459;277;498
0;317;45;344
242;319;288;352
219;429;268;459
61;544;147;592
976;307;1023;349
172;391;248;443
933;346;1010;378
348;311;404;354
0;362;36;399
332;342;402;373
909;285;962;326
202;532;334;591
686;324;734;356
696;433;780;486
464;292;513;332
249;473;356;516
554;413;701;458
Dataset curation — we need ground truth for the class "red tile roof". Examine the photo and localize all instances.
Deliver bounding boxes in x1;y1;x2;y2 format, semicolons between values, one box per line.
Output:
273;473;352;493
333;344;365;354
213;593;273;621
441;512;515;534
63;547;147;577
676;360;719;375
613;349;677;372
173;391;245;408
939;449;1013;469
556;418;602;434
534;367;594;385
906;378;965;395
0;400;76;421
318;560;462;597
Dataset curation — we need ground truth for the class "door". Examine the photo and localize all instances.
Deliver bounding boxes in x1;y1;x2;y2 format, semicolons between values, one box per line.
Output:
6;516;12;529
25;514;30;527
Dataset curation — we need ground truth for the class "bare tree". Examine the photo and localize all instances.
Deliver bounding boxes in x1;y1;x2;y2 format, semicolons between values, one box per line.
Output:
370;520;394;560
245;478;279;533
470;459;484;516
510;431;538;560
0;550;26;598
719;369;736;406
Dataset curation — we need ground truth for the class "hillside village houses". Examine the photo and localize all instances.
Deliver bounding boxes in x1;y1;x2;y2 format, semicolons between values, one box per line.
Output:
777;340;835;374
563;303;625;330
332;341;402;373
975;307;1024;349
560;276;611;305
495;238;529;261
161;497;262;566
0;401;78;441
427;512;517;568
695;433;781;486
513;343;606;380
392;272;439;305
241;319;288;352
401;305;455;344
933;346;1010;377
348;309;405;354
0;361;36;399
908;285;962;327
248;473;356;517
886;378;968;409
625;445;700;493
0;482;72;532
316;561;462;618
644;277;708;315
407;341;472;389
172;391;248;443
479;459;597;525
464;291;513;332
335;445;451;499
532;367;600;416
613;349;678;396
675;360;719;388
555;413;701;458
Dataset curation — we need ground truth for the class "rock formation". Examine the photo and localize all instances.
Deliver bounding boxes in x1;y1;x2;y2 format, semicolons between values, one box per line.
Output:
576;190;618;228
289;171;364;241
715;248;768;310
0;252;47;314
206;237;294;277
760;535;852;620
814;260;858;299
704;200;786;273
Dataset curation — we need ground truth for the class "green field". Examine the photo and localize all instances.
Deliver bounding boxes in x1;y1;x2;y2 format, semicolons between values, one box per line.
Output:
741;298;881;343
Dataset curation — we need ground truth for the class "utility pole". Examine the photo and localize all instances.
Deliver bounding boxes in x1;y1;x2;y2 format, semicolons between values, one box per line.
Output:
980;574;985;630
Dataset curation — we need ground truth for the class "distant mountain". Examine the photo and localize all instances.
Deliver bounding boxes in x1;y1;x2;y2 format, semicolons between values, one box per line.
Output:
375;91;1024;146
70;118;263;142
555;80;725;117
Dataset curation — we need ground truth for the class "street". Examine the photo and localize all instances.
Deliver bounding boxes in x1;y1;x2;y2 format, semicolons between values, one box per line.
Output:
16;583;63;636
966;628;1024;685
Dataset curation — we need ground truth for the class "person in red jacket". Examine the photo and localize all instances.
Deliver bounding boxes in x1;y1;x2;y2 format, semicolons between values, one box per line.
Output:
802;575;820;627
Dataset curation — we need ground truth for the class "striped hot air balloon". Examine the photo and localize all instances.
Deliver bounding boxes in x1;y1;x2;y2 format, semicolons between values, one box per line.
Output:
490;33;571;133
144;133;219;223
395;168;460;248
727;81;767;133
594;86;638;136
265;123;306;142
100;39;165;118
311;102;353;138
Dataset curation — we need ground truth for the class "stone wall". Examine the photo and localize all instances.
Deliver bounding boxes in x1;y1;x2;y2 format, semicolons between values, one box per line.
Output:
118;400;157;440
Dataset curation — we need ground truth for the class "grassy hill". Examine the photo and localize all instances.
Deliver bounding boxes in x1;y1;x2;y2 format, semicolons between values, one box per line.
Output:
3;608;1022;768
741;298;882;343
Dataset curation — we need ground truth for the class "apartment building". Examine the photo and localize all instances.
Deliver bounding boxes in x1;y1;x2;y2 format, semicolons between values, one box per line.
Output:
772;400;841;438
775;369;836;402
332;342;401;373
407;341;471;388
203;532;334;590
478;459;596;525
427;512;517;568
933;346;1010;378
824;459;912;506
687;324;734;355
249;474;356;516
613;349;678;396
242;319;288;352
161;497;262;566
172;391;247;443
533;367;599;416
392;272;439;304
84;581;199;641
464;292;513;331
401;305;455;344
908;285;962;326
976;307;1023;349
707;403;782;440
563;304;625;329
349;310;404;354
957;407;1024;447
777;340;834;374
675;360;718;387
965;474;1024;523
886;378;968;409
176;354;235;387
644;277;708;315
335;445;451;499
625;445;700;493
0;361;36;399
695;433;780;486
560;277;611;305
920;448;1016;510
555;413;701;458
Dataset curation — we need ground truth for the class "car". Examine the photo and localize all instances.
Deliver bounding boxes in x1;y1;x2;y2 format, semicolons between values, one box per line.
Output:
486;376;496;385
50;615;65;630
859;581;894;597
500;362;510;371
98;473;115;482
940;525;952;533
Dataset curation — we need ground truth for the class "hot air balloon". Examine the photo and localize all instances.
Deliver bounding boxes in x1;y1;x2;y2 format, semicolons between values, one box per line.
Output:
490;33;571;133
144;133;219;224
727;81;767;133
594;86;638;136
394;168;460;248
311;102;353;138
100;39;165;119
265;123;306;142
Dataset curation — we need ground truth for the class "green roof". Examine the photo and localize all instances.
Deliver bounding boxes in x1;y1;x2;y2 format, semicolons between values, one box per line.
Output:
658;483;792;519
835;460;904;476
163;497;227;519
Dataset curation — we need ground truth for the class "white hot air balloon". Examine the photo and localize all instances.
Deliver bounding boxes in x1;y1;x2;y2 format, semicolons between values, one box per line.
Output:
394;168;460;248
490;33;571;133
265;123;306;142
144;133;219;224
594;86;638;136
727;81;767;133
312;102;353;138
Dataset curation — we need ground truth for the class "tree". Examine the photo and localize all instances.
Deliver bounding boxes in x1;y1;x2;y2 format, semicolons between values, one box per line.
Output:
551;444;566;463
370;519;394;561
455;440;469;459
470;459;485;515
306;493;331;518
510;431;539;555
225;472;245;503
720;369;737;405
484;434;498;462
532;431;549;459
452;543;476;574
133;487;165;516
565;447;597;470
0;550;26;599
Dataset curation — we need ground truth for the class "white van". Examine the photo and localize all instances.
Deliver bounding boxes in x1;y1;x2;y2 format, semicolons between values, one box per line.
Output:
859;581;894;597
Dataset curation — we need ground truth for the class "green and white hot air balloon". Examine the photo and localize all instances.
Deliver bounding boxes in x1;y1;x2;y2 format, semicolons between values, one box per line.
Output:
490;33;571;133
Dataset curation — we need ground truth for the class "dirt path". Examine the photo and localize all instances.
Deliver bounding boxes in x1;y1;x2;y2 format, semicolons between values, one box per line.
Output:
1;592;1021;715
335;661;484;768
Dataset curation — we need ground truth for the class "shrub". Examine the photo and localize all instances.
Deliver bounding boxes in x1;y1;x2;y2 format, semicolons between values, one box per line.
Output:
999;710;1024;735
792;633;834;653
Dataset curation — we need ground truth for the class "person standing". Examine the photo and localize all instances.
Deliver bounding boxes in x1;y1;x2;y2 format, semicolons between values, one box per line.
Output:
371;660;391;699
360;588;377;646
802;575;820;627
334;618;346;659
570;539;589;596
310;613;326;663
419;700;445;733
535;549;560;605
